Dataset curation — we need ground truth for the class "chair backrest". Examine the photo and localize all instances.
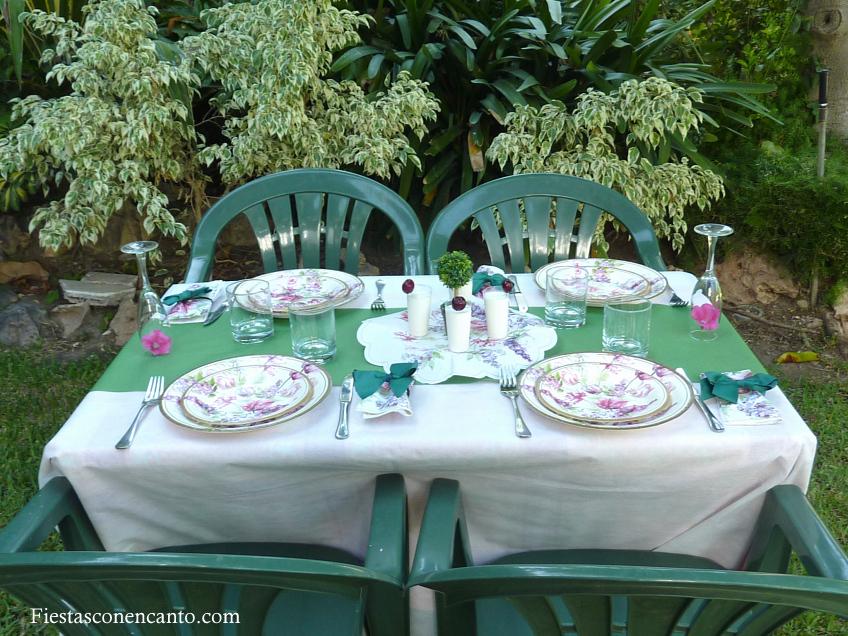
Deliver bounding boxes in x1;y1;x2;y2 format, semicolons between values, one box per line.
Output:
425;173;666;273
185;169;425;282
415;563;848;636
0;477;406;636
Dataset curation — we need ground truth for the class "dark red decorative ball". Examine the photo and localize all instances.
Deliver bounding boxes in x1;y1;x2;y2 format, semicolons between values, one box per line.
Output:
402;279;415;294
501;279;514;293
451;296;467;311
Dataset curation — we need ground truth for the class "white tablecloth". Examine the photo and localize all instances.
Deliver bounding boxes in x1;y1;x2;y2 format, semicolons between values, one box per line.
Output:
39;272;817;633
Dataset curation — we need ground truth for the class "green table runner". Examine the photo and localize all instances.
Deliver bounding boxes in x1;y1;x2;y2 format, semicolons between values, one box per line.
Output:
94;306;765;392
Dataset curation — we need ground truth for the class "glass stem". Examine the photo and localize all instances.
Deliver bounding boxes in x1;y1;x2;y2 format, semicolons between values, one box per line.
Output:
135;252;152;293
704;235;718;276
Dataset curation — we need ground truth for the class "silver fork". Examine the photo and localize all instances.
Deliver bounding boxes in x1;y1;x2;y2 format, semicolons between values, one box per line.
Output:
116;376;165;449
499;366;531;438
370;279;386;311
669;291;689;307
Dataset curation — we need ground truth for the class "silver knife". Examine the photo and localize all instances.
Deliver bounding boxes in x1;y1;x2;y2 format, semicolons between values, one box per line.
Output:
507;275;528;313
335;375;354;439
677;368;724;432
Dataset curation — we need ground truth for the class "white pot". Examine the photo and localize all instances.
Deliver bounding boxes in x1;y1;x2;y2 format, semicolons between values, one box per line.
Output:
451;282;473;299
445;305;472;353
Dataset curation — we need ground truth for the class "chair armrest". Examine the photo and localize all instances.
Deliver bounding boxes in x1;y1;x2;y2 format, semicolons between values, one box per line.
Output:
364;473;406;583
0;478;104;554
746;485;848;579
408;479;472;586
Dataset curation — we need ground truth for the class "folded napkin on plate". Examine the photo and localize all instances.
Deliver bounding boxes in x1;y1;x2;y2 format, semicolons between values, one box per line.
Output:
353;363;416;419
163;281;226;324
701;370;781;426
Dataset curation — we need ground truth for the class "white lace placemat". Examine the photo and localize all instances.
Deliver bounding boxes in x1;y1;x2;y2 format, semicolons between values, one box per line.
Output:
356;300;557;384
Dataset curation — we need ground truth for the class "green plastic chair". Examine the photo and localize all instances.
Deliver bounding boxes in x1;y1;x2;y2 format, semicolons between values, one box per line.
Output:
185;169;425;282
0;474;408;635
425;174;666;273
410;479;848;636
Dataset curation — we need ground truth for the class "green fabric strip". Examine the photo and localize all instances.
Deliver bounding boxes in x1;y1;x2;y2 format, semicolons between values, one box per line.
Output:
94;306;765;392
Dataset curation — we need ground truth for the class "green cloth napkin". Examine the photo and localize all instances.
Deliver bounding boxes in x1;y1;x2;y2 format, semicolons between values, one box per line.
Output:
162;287;212;306
471;272;507;294
353;363;417;398
699;371;778;404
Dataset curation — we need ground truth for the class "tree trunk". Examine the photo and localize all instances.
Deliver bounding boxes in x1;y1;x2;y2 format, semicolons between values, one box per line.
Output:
809;0;848;138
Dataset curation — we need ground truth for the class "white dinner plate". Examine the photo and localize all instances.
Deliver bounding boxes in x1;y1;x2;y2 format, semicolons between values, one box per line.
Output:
161;355;331;433
520;352;692;430
534;258;667;306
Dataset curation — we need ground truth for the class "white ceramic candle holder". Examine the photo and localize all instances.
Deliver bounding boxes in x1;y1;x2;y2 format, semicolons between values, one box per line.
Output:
483;289;509;340
406;285;432;338
445;305;472;353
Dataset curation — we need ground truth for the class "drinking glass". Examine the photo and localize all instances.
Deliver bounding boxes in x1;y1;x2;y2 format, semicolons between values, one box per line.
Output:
228;280;274;343
121;240;169;340
545;266;589;328
289;301;336;363
602;300;652;357
690;223;733;341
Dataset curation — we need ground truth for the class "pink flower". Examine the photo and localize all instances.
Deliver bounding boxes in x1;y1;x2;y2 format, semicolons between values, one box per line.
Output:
598;397;628;410
141;329;172;356
691;302;721;331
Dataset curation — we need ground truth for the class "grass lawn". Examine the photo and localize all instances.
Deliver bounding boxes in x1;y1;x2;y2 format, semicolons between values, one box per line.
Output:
0;347;845;634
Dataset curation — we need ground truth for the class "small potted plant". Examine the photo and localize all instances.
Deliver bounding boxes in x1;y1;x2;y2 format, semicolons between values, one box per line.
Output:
436;251;474;299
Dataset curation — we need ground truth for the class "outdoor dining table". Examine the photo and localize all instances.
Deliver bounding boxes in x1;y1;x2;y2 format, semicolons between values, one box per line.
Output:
39;271;817;635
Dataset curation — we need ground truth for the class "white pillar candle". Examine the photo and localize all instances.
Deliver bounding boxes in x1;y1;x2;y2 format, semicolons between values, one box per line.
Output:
445;305;472;352
484;290;509;340
406;285;432;337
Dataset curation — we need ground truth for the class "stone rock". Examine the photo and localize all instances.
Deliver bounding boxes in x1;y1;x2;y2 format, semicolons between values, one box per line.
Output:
60;272;136;306
108;297;137;346
715;249;800;305
0;285;18;309
0;304;40;347
51;302;91;338
0;216;30;257
0;260;49;284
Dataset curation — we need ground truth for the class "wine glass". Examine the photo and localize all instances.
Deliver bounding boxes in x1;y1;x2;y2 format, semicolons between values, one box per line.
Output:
121;241;169;340
689;223;733;341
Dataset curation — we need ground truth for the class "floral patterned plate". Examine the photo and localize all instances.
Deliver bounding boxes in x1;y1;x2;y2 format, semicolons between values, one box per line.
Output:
356;299;558;384
180;364;313;427
533;259;667;306
534;362;670;424
520;353;692;430
251;269;364;318
160;355;331;433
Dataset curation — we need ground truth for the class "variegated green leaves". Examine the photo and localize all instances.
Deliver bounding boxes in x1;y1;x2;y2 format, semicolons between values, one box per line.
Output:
488;78;725;251
182;0;438;184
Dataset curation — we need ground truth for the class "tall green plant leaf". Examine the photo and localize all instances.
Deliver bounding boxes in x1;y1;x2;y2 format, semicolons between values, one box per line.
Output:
4;0;26;83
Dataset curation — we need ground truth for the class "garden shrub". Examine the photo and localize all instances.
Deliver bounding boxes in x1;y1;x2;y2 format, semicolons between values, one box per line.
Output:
182;0;439;186
337;0;773;209
0;0;203;251
488;78;725;251
708;142;848;284
0;0;438;251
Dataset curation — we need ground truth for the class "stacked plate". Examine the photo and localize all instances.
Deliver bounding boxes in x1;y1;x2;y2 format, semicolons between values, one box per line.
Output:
248;269;364;318
160;355;331;433
534;258;667;306
519;353;693;430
